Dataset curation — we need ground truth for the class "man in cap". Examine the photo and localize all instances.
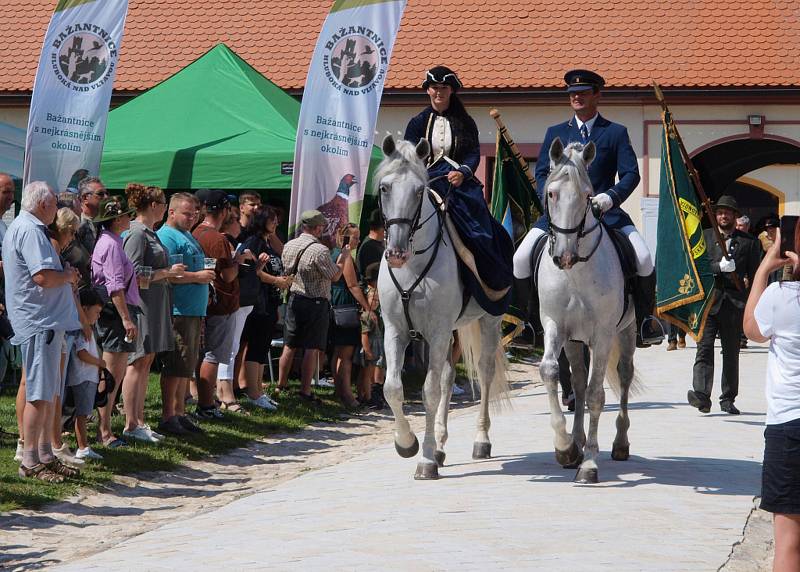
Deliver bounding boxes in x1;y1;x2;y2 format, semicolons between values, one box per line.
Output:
688;195;761;415
275;210;349;401
513;69;661;346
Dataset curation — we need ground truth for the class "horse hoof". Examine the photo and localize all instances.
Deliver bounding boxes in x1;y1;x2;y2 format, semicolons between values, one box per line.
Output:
612;444;630;461
574;467;599;484
395;436;419;458
434;450;446;467
472;442;492;459
414;462;439;480
555;442;582;468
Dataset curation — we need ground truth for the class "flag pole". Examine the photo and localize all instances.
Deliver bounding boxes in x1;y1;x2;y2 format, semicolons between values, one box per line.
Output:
489;108;540;205
652;82;743;291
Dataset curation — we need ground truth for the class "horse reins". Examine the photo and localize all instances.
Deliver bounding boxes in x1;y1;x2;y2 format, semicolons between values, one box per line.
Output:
380;176;449;341
545;194;605;263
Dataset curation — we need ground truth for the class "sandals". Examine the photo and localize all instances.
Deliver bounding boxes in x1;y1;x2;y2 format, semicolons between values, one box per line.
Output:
219;401;250;415
18;463;66;483
46;458;81;478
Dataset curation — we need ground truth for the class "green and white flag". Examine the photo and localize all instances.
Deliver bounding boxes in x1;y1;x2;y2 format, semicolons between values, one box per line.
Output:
23;0;129;190
289;0;407;242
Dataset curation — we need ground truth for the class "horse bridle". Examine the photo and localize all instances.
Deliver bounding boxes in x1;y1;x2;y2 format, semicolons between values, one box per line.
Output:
378;175;449;341
545;192;605;264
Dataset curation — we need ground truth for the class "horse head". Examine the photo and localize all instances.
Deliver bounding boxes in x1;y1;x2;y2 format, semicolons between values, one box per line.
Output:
545;137;597;269
376;135;430;267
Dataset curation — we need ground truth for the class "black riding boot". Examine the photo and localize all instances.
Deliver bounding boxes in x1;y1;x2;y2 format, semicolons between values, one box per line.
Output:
635;271;664;347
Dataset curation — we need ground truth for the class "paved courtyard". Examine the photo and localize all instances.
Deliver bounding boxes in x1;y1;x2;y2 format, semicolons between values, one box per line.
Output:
55;340;769;571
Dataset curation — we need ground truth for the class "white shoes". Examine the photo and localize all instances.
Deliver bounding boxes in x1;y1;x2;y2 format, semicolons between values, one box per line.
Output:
142;424;165;441
314;377;335;388
54;443;85;467
75;447;104;461
247;394;278;411
123;425;162;443
14;438;23;462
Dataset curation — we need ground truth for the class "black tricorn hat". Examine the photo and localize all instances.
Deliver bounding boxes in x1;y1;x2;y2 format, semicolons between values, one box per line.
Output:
713;195;740;214
763;214;780;229
564;69;605;92
422;65;462;90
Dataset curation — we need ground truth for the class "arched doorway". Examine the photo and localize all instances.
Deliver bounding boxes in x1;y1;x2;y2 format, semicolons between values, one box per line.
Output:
691;137;800;229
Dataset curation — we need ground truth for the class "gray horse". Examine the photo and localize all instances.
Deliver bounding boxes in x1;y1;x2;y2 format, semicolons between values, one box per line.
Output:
537;137;639;484
376;135;509;480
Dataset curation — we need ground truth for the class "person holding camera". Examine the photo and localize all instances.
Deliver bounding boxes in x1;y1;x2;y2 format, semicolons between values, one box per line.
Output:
687;195;761;415
743;226;800;572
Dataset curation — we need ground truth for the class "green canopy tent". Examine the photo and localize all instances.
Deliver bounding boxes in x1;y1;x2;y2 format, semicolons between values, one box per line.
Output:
100;44;300;190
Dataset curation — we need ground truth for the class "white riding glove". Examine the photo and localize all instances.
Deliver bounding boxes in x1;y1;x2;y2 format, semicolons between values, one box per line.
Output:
591;193;614;213
719;257;736;273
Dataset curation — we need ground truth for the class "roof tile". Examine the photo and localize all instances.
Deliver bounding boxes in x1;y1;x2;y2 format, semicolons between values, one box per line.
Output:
0;0;798;93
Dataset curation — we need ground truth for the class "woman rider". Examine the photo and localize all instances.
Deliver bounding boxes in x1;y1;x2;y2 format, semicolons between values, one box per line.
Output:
403;65;513;315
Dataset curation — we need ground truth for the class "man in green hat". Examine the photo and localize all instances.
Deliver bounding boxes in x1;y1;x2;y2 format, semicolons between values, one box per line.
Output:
688;195;761;415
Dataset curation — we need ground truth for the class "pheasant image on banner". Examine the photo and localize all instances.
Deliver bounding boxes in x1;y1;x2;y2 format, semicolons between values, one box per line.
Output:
318;173;357;244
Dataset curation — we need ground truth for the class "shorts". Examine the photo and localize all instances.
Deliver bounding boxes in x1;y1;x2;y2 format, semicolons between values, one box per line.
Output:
242;310;278;364
761;417;800;514
160;315;202;378
284;294;329;351
20;330;66;402
71;380;98;417
96;303;136;353
329;319;360;348
203;313;237;365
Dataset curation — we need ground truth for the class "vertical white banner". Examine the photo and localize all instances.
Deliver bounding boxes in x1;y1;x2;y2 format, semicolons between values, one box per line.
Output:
289;0;407;243
23;0;129;191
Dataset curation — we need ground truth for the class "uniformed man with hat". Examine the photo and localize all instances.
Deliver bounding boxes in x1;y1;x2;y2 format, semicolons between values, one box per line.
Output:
513;68;662;347
687;195;761;415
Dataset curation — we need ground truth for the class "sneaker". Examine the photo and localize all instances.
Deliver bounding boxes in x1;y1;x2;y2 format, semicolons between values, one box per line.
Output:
194;406;225;421
157;416;190;436
123;426;161;443
54;443;85;467
177;415;204;433
142;424;165;441
452;383;465;396
75;447;103;461
314;377;335;388
14;438;23;463
246;394;278;411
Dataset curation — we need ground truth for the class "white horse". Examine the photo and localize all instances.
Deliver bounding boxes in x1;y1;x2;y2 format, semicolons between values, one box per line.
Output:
376;135;509;480
537;137;638;484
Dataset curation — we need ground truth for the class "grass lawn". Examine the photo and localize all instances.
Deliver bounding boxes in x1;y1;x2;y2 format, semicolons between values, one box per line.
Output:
0;374;356;513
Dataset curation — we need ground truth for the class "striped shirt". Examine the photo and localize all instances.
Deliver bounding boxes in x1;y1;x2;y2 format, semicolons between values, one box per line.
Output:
282;233;340;299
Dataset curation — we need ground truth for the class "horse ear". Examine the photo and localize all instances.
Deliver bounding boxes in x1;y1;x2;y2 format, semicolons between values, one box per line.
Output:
416;138;430;161
582;141;596;166
382;135;396;157
549;137;564;165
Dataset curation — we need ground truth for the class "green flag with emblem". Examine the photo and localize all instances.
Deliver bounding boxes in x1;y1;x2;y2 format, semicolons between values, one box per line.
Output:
655;111;716;341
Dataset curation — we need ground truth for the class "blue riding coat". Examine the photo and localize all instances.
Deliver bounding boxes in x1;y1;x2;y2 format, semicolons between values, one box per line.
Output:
405;107;512;316
533;114;640;231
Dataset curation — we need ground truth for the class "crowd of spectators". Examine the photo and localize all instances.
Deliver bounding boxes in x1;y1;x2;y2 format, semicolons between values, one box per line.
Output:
2;177;387;482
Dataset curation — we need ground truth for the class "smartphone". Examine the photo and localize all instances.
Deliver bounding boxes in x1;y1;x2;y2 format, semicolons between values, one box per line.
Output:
780;215;799;254
342;235;350;248
234;243;246;256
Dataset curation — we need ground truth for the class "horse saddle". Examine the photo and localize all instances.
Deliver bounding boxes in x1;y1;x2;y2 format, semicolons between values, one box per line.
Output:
530;224;637;287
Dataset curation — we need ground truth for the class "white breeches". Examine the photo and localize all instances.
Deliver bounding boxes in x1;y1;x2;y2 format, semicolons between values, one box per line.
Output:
512;225;653;279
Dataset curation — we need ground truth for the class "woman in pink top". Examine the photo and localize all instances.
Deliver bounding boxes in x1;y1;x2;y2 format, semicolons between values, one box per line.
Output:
91;197;140;448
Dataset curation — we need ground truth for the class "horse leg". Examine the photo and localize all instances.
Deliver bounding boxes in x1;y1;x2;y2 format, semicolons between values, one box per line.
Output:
383;330;417;458
472;318;501;460
434;337;456;467
564;341;588;465
612;324;636;461
541;324;579;467
415;336;450;480
575;337;611;484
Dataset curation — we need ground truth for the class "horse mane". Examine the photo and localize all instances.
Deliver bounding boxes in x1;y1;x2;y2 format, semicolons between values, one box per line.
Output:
544;142;594;196
374;139;429;192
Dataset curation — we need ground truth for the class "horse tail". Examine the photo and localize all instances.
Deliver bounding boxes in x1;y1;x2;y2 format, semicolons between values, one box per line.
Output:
605;335;644;399
455;321;512;409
